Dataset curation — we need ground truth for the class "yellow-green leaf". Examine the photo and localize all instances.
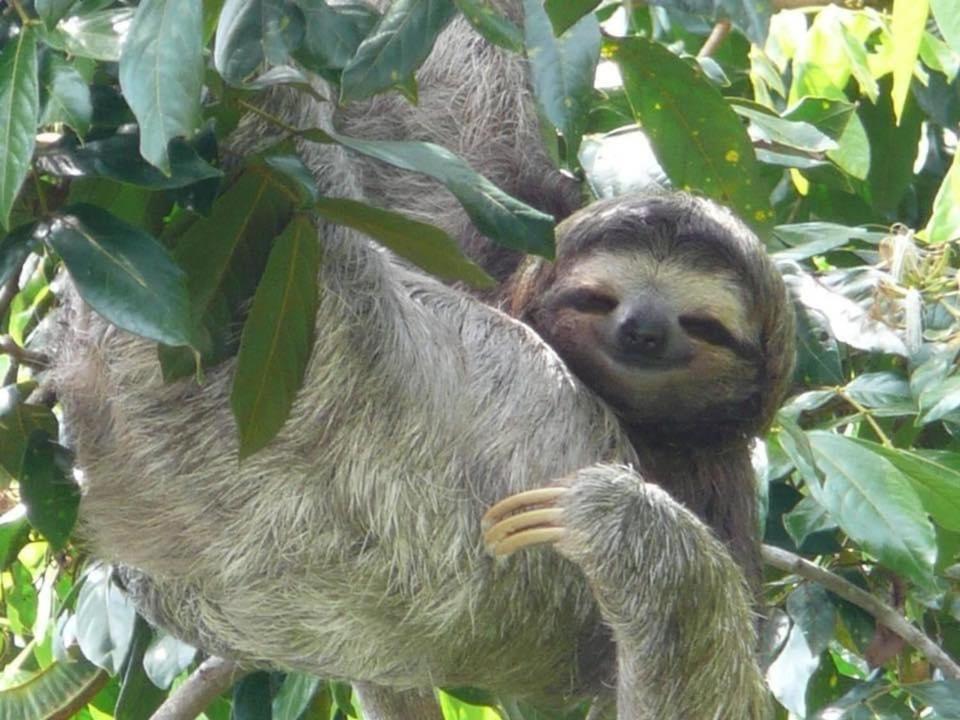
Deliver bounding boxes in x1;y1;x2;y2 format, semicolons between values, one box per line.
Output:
890;0;929;124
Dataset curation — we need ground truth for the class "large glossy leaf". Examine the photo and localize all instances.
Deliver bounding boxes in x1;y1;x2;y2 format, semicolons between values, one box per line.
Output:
314;197;493;288
38;133;222;189
851;443;960;533
18;433;78;551
50;8;134;62
294;0;380;71
523;0;600;161
115;616;167;720
119;0;204;173
232;214;318;458
0;222;39;288
611;37;772;231
543;0;600;36
303;128;556;257
0;655;107;720
904;680;960;717
39;51;92;137
45;203;193;347
807;431;937;590
0;26;39;232
215;0;298;84
452;0;522;52
340;0;457;103
233;672;273;720
75;566;138;676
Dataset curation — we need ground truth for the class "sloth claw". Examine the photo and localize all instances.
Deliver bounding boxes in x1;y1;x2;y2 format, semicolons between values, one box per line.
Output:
482;487;569;557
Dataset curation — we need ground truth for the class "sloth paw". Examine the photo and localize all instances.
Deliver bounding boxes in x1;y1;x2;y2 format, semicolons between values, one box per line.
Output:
481;486;570;557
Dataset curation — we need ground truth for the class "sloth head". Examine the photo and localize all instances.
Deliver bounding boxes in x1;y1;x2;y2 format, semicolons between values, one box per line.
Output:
509;193;795;442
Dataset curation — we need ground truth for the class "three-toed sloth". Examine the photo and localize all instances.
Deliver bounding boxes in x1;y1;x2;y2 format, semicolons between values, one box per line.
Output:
53;2;794;719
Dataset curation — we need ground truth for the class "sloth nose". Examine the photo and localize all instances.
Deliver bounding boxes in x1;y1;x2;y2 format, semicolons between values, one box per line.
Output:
616;314;669;358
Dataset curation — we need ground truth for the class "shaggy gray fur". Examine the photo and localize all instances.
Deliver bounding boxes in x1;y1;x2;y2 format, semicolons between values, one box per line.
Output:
53;2;770;717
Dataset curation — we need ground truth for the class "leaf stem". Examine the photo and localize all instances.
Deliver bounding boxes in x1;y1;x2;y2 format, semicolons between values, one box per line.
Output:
9;0;31;25
836;388;893;448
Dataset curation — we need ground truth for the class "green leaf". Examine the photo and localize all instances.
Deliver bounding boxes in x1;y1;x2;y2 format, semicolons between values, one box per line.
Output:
890;0;929;124
843;372;914;417
0;26;39;232
143;631;197;689
903;680;960;717
36;0;79;29
214;0;295;84
0;505;30;570
115;616;167;720
523;0;600;162
0;656;106;719
931;0;960;55
611;37;773;231
303;128;556;257
340;0;457;103
119;0;204;173
851;443;960;533
730;102;836;153
49;8;135;62
783;497;837;548
231;214;319;458
543;0;600;36
273;673;322;720
294;0;380;70
918;375;960;423
76;565;138;675
0;388;58;482
232;671;273;720
924;151;960;244
314;197;493;288
0;221;39;287
789;289;843;386
39;51;93;137
38;133;222;189
783;97;856;141
19;433;79;551
452;0;523;52
46;203;193;347
807;431;937;590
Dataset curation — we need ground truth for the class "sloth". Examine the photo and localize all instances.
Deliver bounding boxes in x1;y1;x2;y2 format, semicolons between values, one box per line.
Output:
50;2;794;719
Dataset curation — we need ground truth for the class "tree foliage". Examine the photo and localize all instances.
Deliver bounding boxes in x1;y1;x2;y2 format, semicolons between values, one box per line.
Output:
0;0;958;718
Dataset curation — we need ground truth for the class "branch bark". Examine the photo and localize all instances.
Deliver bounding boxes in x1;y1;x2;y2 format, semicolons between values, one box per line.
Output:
150;657;246;720
762;544;960;679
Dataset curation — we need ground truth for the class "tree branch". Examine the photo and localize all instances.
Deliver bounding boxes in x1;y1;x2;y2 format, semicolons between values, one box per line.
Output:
150;657;246;720
698;21;732;58
762;544;960;679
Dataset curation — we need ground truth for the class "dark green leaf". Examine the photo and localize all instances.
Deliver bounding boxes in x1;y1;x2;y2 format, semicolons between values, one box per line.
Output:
786;584;835;656
46;203;193;347
48;8;135;62
0;221;38;288
0;26;39;231
611;37;772;231
0;505;30;570
452;0;523;52
919;375;960;424
36;0;78;29
783;497;837;549
807;431;937;591
19;432;79;550
772;223;884;263
76;565;138;675
215;0;291;84
340;0;457;103
543;0;600;36
523;0;600;162
904;680;960;716
294;0;380;70
143;631;197;689
38;134;222;189
314;197;493;287
782;97;856;141
116;616;167;720
303;128;556;257
273;673;322;720
119;0;204;173
232;214;319;458
0;387;58;482
39;51;93;137
649;0;772;45
233;671;273;720
264;154;319;202
789;292;844;386
843;372;914;416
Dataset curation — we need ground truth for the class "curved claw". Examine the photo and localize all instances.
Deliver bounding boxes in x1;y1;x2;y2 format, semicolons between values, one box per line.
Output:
482;486;570;557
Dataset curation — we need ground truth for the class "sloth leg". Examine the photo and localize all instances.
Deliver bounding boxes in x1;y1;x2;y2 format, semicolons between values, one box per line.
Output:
353;683;444;720
482;465;770;720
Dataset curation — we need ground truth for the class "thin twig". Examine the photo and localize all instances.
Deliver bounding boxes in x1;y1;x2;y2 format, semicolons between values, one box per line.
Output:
150;657;246;720
0;336;48;368
836;388;893;447
762;544;960;680
698;21;732;58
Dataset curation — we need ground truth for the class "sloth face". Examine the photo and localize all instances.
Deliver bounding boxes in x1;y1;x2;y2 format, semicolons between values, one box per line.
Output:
531;250;764;426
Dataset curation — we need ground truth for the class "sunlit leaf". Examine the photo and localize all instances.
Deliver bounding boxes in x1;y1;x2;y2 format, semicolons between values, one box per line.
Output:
0;26;39;231
75;565;138;675
924;152;960;244
0;655;106;718
931;0;960;55
890;0;929;124
232;214;319;458
52;8;134;62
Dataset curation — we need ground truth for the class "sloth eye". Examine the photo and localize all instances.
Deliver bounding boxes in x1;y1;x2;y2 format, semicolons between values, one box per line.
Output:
678;315;740;350
556;288;619;314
